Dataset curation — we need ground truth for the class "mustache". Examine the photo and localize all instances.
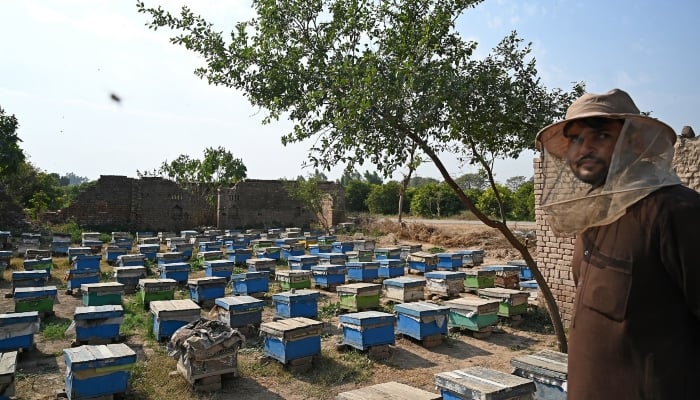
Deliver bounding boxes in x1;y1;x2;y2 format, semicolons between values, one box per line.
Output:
574;155;604;167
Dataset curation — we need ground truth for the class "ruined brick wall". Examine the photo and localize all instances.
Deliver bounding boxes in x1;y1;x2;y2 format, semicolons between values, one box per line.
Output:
217;180;346;230
535;135;700;326
61;176;214;231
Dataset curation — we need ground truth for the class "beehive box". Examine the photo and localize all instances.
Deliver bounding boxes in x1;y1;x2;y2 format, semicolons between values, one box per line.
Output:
511;350;568;400
0;311;40;352
425;271;466;297
113;266;147;293
436;253;462;271
400;244;423;260
480;265;521;290
150;300;201;341
215;296;265;328
173;243;193;259
383;277;425;303
378;259;405;279
13;286;57;314
199;241;222;253
336;283;381;312
0;351;17;398
260;317;323;364
407;252;438;274
287;255;319;271
272;290;320;319
22;257;53;272
507;259;533;281
346;249;374;263
0;251;12;269
316;252;348;266
455;249;485;267
394;301;450;341
464;268;496;291
276;270;312;291
434;367;535;400
345;262;379;283
65;269;100;291
137;244;159;261
104;246;127;264
281;243;305;260
156;252;185;265
67;247;92;263
337;381;440;400
112;237;133;251
51;237;71;256
311;264;346;288
158;262;191;284
63;343;137;399
308;243;332;255
204;259;235;279
187;277;227;305
227;248;252;265
11;270;49;292
81;282;125;306
317;235;336;245
116;254;146;267
332;241;354;254
352;239;376;251
477;288;530;318
339;311;395;350
231;271;269;296
374;247;402;260
73;305;124;343
24;250;51;260
246;257;276;276
71;255;101;270
137;278;177;308
197;250;224;262
444;295;500;333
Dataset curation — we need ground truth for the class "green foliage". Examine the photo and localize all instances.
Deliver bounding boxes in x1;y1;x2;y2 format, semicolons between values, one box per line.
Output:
477;184;514;220
454;170;489;191
511;178;535;220
285;177;333;232
409;183;465;218
122;297;152;337
318;301;341;320
189;258;203;271
344;180;372;212
0;106;25;176
408;176;440;188
41;317;71;340
362;171;383;185
365;181;404;215
427;247;445;254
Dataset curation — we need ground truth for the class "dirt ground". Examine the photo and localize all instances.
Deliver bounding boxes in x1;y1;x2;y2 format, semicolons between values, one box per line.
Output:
5;220;554;400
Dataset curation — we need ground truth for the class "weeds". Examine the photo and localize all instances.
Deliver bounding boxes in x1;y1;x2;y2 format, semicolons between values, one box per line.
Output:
318;302;341;320
41;317;71;340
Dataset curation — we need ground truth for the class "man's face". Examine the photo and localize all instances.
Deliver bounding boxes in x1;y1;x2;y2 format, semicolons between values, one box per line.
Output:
564;119;623;187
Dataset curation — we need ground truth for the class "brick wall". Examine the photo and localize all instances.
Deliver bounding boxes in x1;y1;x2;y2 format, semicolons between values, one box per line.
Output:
535;135;700;325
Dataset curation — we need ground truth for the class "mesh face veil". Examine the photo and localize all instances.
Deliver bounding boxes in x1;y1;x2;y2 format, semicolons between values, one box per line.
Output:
539;118;680;236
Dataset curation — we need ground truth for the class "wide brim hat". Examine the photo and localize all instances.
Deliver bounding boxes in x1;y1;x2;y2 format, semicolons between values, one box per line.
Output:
536;88;677;159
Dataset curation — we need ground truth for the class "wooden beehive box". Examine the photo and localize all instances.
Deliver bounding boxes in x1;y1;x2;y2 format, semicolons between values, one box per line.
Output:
444;295;500;333
149;299;201;341
259;317;323;364
336;283;382;312
434;367;535;400
81;282;125;307
337;381;440;400
511;350;568;400
214;296;265;328
477;287;530;318
339;311;395;351
425;271;466;297
383;277;425;303
394;301;450;341
272;289;320;319
276;270;312;291
63;343;137;399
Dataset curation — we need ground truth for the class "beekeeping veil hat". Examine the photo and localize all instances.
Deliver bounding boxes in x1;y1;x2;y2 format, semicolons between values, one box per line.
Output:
535;89;680;236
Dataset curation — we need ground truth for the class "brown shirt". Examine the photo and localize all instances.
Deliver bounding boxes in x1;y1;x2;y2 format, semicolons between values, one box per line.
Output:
569;185;700;400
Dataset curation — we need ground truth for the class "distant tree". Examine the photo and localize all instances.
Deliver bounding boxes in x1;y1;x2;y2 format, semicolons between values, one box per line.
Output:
362;171;383;185
408;176;440;188
505;175;528;192
477;184;514;220
365;182;404;215
454;170;489;191
511;178;535;220
410;182;465;218
338;168;362;186
0;106;25;176
58;172;89;186
284;177;332;233
345;180;372;212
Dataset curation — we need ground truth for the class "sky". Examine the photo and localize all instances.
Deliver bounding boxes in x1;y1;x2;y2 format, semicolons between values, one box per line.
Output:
1;1;698;184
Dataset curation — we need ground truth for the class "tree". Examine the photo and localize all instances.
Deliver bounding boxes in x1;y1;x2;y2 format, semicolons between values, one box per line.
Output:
362;171;383;185
344;179;371;212
139;0;584;352
511;178;535;220
454;170;489;191
410;182;465;218
477;184;514;220
365;182;403;215
408;176;440;188
505;175;528;192
338;168;362;187
285;176;332;233
0;106;25;176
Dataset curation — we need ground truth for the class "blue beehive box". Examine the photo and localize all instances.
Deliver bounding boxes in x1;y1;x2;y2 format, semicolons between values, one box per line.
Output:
158;262;190;284
272;289;320;319
311;265;346;288
227;248;252;265
383;277;426;303
11;270;49;292
288;255;319;271
308;244;332;255
255;246;281;261
138;244;159;261
317;252;347;266
67;247;92;263
456;249;485;267
65;269;100;291
51;237;71;256
520;280;538;290
0;250;12;268
187;277;227;305
246;257;276;276
481;265;521;290
73;305;124;343
204;259;235;278
378;259;405;278
116;254;145;267
260;317;323;364
72;255;101;270
374;247;402;260
425;271;466;297
435;367;535;400
63;343;137;400
104;246;127;265
225;239;248;251
198;241;221;253
215;296;265;328
149;299;201;341
346;262;379;282
339;311;395;351
407;252;438;273
231;271;269;296
511;350;568;400
437;253;462;271
332;241;354;254
173;243;193;260
317;235;336;244
112;238;133;251
23;257;53;272
281;244;305;260
394;301;450;341
112;266;147;293
0;311;40;352
507;259;533;281
156;252;184;266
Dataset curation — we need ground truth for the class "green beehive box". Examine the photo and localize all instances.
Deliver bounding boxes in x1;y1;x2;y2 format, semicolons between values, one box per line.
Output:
337;283;382;312
81;283;125;306
464;268;496;290
13;286;57;314
275;270;312;291
445;295;500;332
346;250;374;263
137;279;177;308
477;287;530;318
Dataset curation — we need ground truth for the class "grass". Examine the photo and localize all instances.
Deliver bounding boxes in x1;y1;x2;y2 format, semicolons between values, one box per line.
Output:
41;316;71;340
318;301;341;321
121;296;154;339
